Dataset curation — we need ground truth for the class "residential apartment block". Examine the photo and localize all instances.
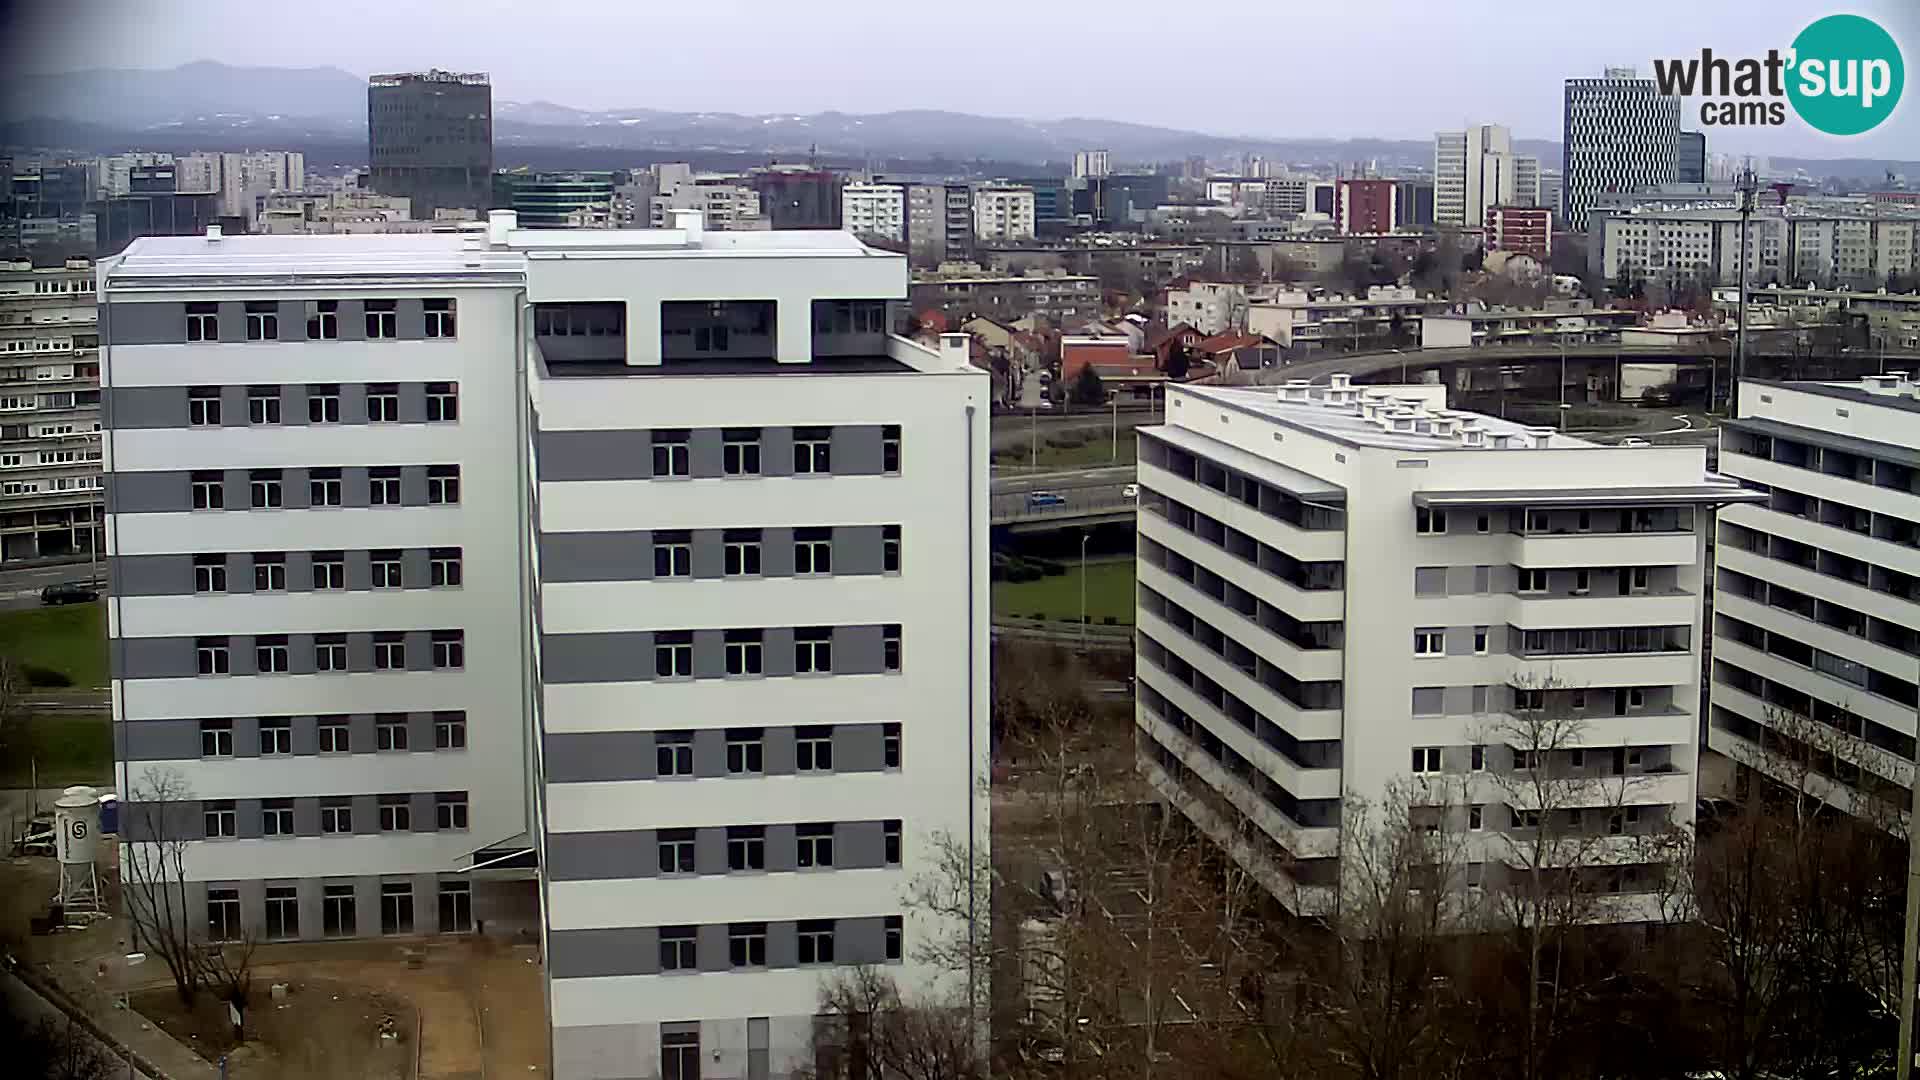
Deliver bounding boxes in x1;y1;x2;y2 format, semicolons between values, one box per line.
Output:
1;257;102;563
840;182;907;244
1710;377;1920;821
104;213;990;1080
972;186;1036;243
1434;124;1539;229
1136;378;1757;916
1599;205;1919;290
908;268;1099;322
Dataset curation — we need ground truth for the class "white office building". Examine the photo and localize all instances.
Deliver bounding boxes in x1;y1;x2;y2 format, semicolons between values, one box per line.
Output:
972;186;1036;243
0;257;103;563
840;182;907;244
1073;149;1111;179
1434;124;1539;228
1710;376;1920;822
1135;377;1756;917
1562;69;1680;231
103;212;991;1080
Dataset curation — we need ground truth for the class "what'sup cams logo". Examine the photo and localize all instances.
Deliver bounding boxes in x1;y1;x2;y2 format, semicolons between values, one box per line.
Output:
1653;13;1904;135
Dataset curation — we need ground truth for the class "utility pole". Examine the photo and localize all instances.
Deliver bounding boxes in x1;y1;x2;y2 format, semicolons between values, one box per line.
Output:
1903;706;1920;1080
1110;394;1118;462
1078;532;1091;653
1029;405;1037;470
1733;164;1757;415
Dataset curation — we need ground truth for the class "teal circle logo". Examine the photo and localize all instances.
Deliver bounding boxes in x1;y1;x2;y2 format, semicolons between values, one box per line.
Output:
1787;14;1904;135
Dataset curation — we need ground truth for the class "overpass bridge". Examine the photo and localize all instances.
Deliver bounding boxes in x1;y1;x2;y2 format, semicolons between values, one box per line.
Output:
991;466;1137;530
1247;342;1920;390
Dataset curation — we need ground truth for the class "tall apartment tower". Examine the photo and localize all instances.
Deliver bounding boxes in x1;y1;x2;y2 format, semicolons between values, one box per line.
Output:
368;71;493;219
1562;69;1680;231
1073;149;1112;179
103;212;991;1080
0;257;102;563
1434;124;1539;228
1135;378;1758;917
1710;376;1920;822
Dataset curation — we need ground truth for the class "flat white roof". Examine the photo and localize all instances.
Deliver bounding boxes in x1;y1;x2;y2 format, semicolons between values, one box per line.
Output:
1186;384;1589;453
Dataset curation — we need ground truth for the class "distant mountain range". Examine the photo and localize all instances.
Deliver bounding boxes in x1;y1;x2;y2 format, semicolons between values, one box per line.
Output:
3;61;1915;180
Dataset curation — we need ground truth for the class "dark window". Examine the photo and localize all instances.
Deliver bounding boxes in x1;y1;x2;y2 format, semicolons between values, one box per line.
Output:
185;302;218;342
727;825;766;871
365;299;398;339
426;382;458;421
655;631;693;678
380;881;413;934
373;632;405;670
193;553;227;593
653;530;692;578
883;625;902;673
309;467;343;506
884;915;903;961
435;792;469;830
187;387;221;426
725;629;764;676
882;425;901;474
376;714;408;751
434;712;467;749
662;1030;699;1080
795;627;832;673
882;525;901;573
367;383;399;422
307;383;340;423
258;715;292;753
796;725;833;771
883;722;901;768
884;819;902;865
248;469;283;509
797;919;835;965
424;299;456;339
318;716;350;752
369;466;401;505
659;927;696;971
726;728;764;774
794;527;832;575
431;548;463;587
794;427;831;473
190;471;223;510
656;731;694;776
652;430;690;477
245;301;279;341
265;886;298;939
312;550;345;590
253;552;286;592
200;718;233;757
657;829;696;874
723;428;761;475
724;529;762;576
307;301;339;340
729;922;768;968
427;465;460;504
796;823;834;868
432;630;464;670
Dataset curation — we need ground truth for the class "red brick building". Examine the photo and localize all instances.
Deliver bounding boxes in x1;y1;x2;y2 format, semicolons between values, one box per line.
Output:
1484;205;1553;261
1336;179;1397;235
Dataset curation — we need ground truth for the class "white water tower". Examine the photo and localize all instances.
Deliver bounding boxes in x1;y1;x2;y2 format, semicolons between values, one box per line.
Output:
54;785;101;914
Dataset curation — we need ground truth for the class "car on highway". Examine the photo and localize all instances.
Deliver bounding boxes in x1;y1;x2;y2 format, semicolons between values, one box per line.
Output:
1037;399;1053;411
1618;437;1651;447
1026;491;1067;509
40;581;100;605
1122;483;1139;499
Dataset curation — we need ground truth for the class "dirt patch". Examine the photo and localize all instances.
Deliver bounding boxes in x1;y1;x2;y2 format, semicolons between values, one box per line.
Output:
133;980;413;1080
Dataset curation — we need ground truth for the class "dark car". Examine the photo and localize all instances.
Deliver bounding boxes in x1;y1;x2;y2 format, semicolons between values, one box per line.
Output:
40;581;100;605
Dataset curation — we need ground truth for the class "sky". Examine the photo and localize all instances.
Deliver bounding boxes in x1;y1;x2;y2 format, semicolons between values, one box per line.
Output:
6;0;1919;160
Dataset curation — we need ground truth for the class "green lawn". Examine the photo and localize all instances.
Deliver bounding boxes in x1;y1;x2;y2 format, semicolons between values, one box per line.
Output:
993;558;1137;625
994;435;1137;470
0;601;108;688
0;711;112;787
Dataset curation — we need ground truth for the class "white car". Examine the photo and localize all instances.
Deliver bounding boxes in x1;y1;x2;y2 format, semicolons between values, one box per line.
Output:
1122;483;1139;499
1619;437;1651;447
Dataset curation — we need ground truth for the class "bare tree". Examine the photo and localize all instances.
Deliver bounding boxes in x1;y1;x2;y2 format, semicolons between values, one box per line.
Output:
120;766;209;1007
804;967;983;1080
0;1010;118;1080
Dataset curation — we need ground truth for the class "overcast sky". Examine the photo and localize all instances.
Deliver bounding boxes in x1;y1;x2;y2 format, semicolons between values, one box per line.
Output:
8;0;1917;159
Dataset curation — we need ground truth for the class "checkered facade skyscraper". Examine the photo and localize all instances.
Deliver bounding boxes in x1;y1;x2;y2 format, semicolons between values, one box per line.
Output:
1562;69;1680;232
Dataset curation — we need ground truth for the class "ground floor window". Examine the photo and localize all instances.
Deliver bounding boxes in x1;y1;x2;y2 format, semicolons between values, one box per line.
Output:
438;880;472;933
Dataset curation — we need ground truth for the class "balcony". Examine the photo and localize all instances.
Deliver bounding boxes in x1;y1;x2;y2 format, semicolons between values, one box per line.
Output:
1138;662;1342;799
1139;610;1342;741
1509;530;1698;569
1509;591;1697;628
1137;718;1339;859
1138;560;1342;683
1138;751;1335;917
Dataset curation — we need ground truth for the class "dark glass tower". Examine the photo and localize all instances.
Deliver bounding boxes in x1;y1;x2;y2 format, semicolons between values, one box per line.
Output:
368;71;493;220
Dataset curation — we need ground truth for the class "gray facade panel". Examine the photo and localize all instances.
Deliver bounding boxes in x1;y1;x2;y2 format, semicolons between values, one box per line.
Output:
107;470;189;515
539;531;651;582
837;724;886;773
691;631;725;681
549;927;658;979
762;627;796;678
835;526;884;575
344;550;373;591
215;302;247;344
537;430;653;482
407;712;435;753
760;528;796;577
335;300;366;342
288;634;317;676
121;799;203;842
218;386;248;428
690;529;724;580
547;830;655;881
351;795;380;836
226;553;253;594
761;427;794;477
837;821;886;869
291;715;319;756
763;727;796;775
688;428;724;479
104;302;183;346
545;731;655;783
339;383;368;424
347;633;375;673
765;824;797;873
396;299;426;341
348;713;377;751
839;916;888;965
402;549;430;589
233;715;260;758
398;382;428;423
117;636;196;680
694;828;726;875
541;632;651;684
403;630;434;672
119;718;201;761
833;425;885;475
234;798;263;840
834;624;885;675
399;466;429;506
112;554;188;597
105;387;186;430
766;921;798;969
293;797;321;837
696;924;730;973
410;792;437;833
692;728;727;779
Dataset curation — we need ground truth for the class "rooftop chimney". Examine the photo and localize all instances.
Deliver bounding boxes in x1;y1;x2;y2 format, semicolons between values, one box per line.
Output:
1328;372;1352;390
1524;426;1554;449
1459;425;1487;447
939;333;971;369
672;208;706;243
1280;379;1312;403
1490;432;1513;449
204;224;222;243
486;209;516;247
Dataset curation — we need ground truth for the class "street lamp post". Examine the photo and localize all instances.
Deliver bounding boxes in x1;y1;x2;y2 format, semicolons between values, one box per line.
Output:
1901;650;1920;1080
1079;532;1091;653
1111;394;1119;463
1029;405;1037;470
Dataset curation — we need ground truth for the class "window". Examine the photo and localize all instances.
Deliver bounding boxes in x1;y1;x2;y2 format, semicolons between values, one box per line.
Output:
652;429;690;477
796;726;834;772
191;471;223;510
245;301;279;342
378;796;411;832
421;380;459;422
262;798;294;836
1471;744;1486;771
365;300;398;339
432;630;465;670
884;820;902;865
1628;566;1650;593
371;550;403;589
188;387;221;426
883;723;901;769
794;427;832;473
204;801;237;838
380;881;414;934
1511;808;1542;829
725;630;763;676
653;531;691;578
1628;688;1646;709
655;631;693;679
1514;749;1542;772
193;553;227;593
196;636;230;676
207;889;241;942
309;467;343;507
427;465;460;504
370;467;401;505
794;528;833;575
1577;510;1591;533
795;628;832;674
724;529;762;576
727;728;764;774
247;386;281;425
307;384;340;423
656;731;694;777
307;301;339;340
200;718;233;757
727;826;766;871
367;384;400;422
1475;513;1491;534
435;792;469;830
1411;747;1442;773
323;883;355;936
884;915;903;961
797;920;836;965
723;428;761;475
657;829;696;874
248;469;282;509
1570;690;1588;712
1416;506;1446;534
434;712;467;750
1469;805;1484;831
439;880;472;934
1473;626;1489;655
797;823;835;868
251;552;286;592
424;298;456;338
312;551;345;590
318;797;354;835
662;1030;700;1080
374;633;405;670
1573;570;1591;595
1515;688;1545;712
430;548;463;587
1518;569;1549;593
258;715;291;754
729;923;768;968
882;425;901;474
882;525;901;573
1414;628;1444;657
1570;747;1587;768
1526;509;1550;533
185;302;218;342
318;716;349;752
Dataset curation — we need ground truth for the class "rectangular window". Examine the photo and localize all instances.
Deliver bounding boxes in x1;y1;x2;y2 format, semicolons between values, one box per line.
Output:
309;467;343;507
794;528;833;575
727;825;766;871
373;633;405;670
796;823;835;869
200;718;233;757
726;728;763;774
1628;566;1650;593
435;792;468;830
662;1031;700;1080
247;386;281;425
795;628;832;674
248;469;282;509
318;716;349;753
653;531;691;578
207;889;241;942
424;299;456;338
1526;509;1550;533
365;300;398;339
258;716;292;754
252;552;286;592
193;553;227;593
1475;513;1491;534
190;471;225;510
427;465;460;504
885;915;903;961
371;550;403;589
1473;626;1489;654
882;425;901;474
312;551;345;590
425;381;458;422
882;624;903;674
432;631;465;670
797;920;836;965
725;630;763;676
1515;688;1545;712
188;387;221;426
657;829;696;875
196;636;230;676
434;712;467;750
307;301;339;340
430;548;462;587
796;726;834;772
652;430;690;477
366;384;399;423
438;880;472;933
1518;569;1548;593
245;302;279;342
378;796;411;832
380;881;413;934
307;384;340;423
794;427;832;473
1411;747;1442;773
883;723;901;769
1469;805;1484;831
724;529;762;576
1416;506;1446;535
320;799;352;834
882;525;901;573
1573;569;1591;595
323;883;355;936
262;799;294;836
884;820;902;865
185;302;218;343
1413;628;1444;657
654;631;693;679
656;731;694;777
729;923;768;968
204;801;237;838
723;428;761;476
